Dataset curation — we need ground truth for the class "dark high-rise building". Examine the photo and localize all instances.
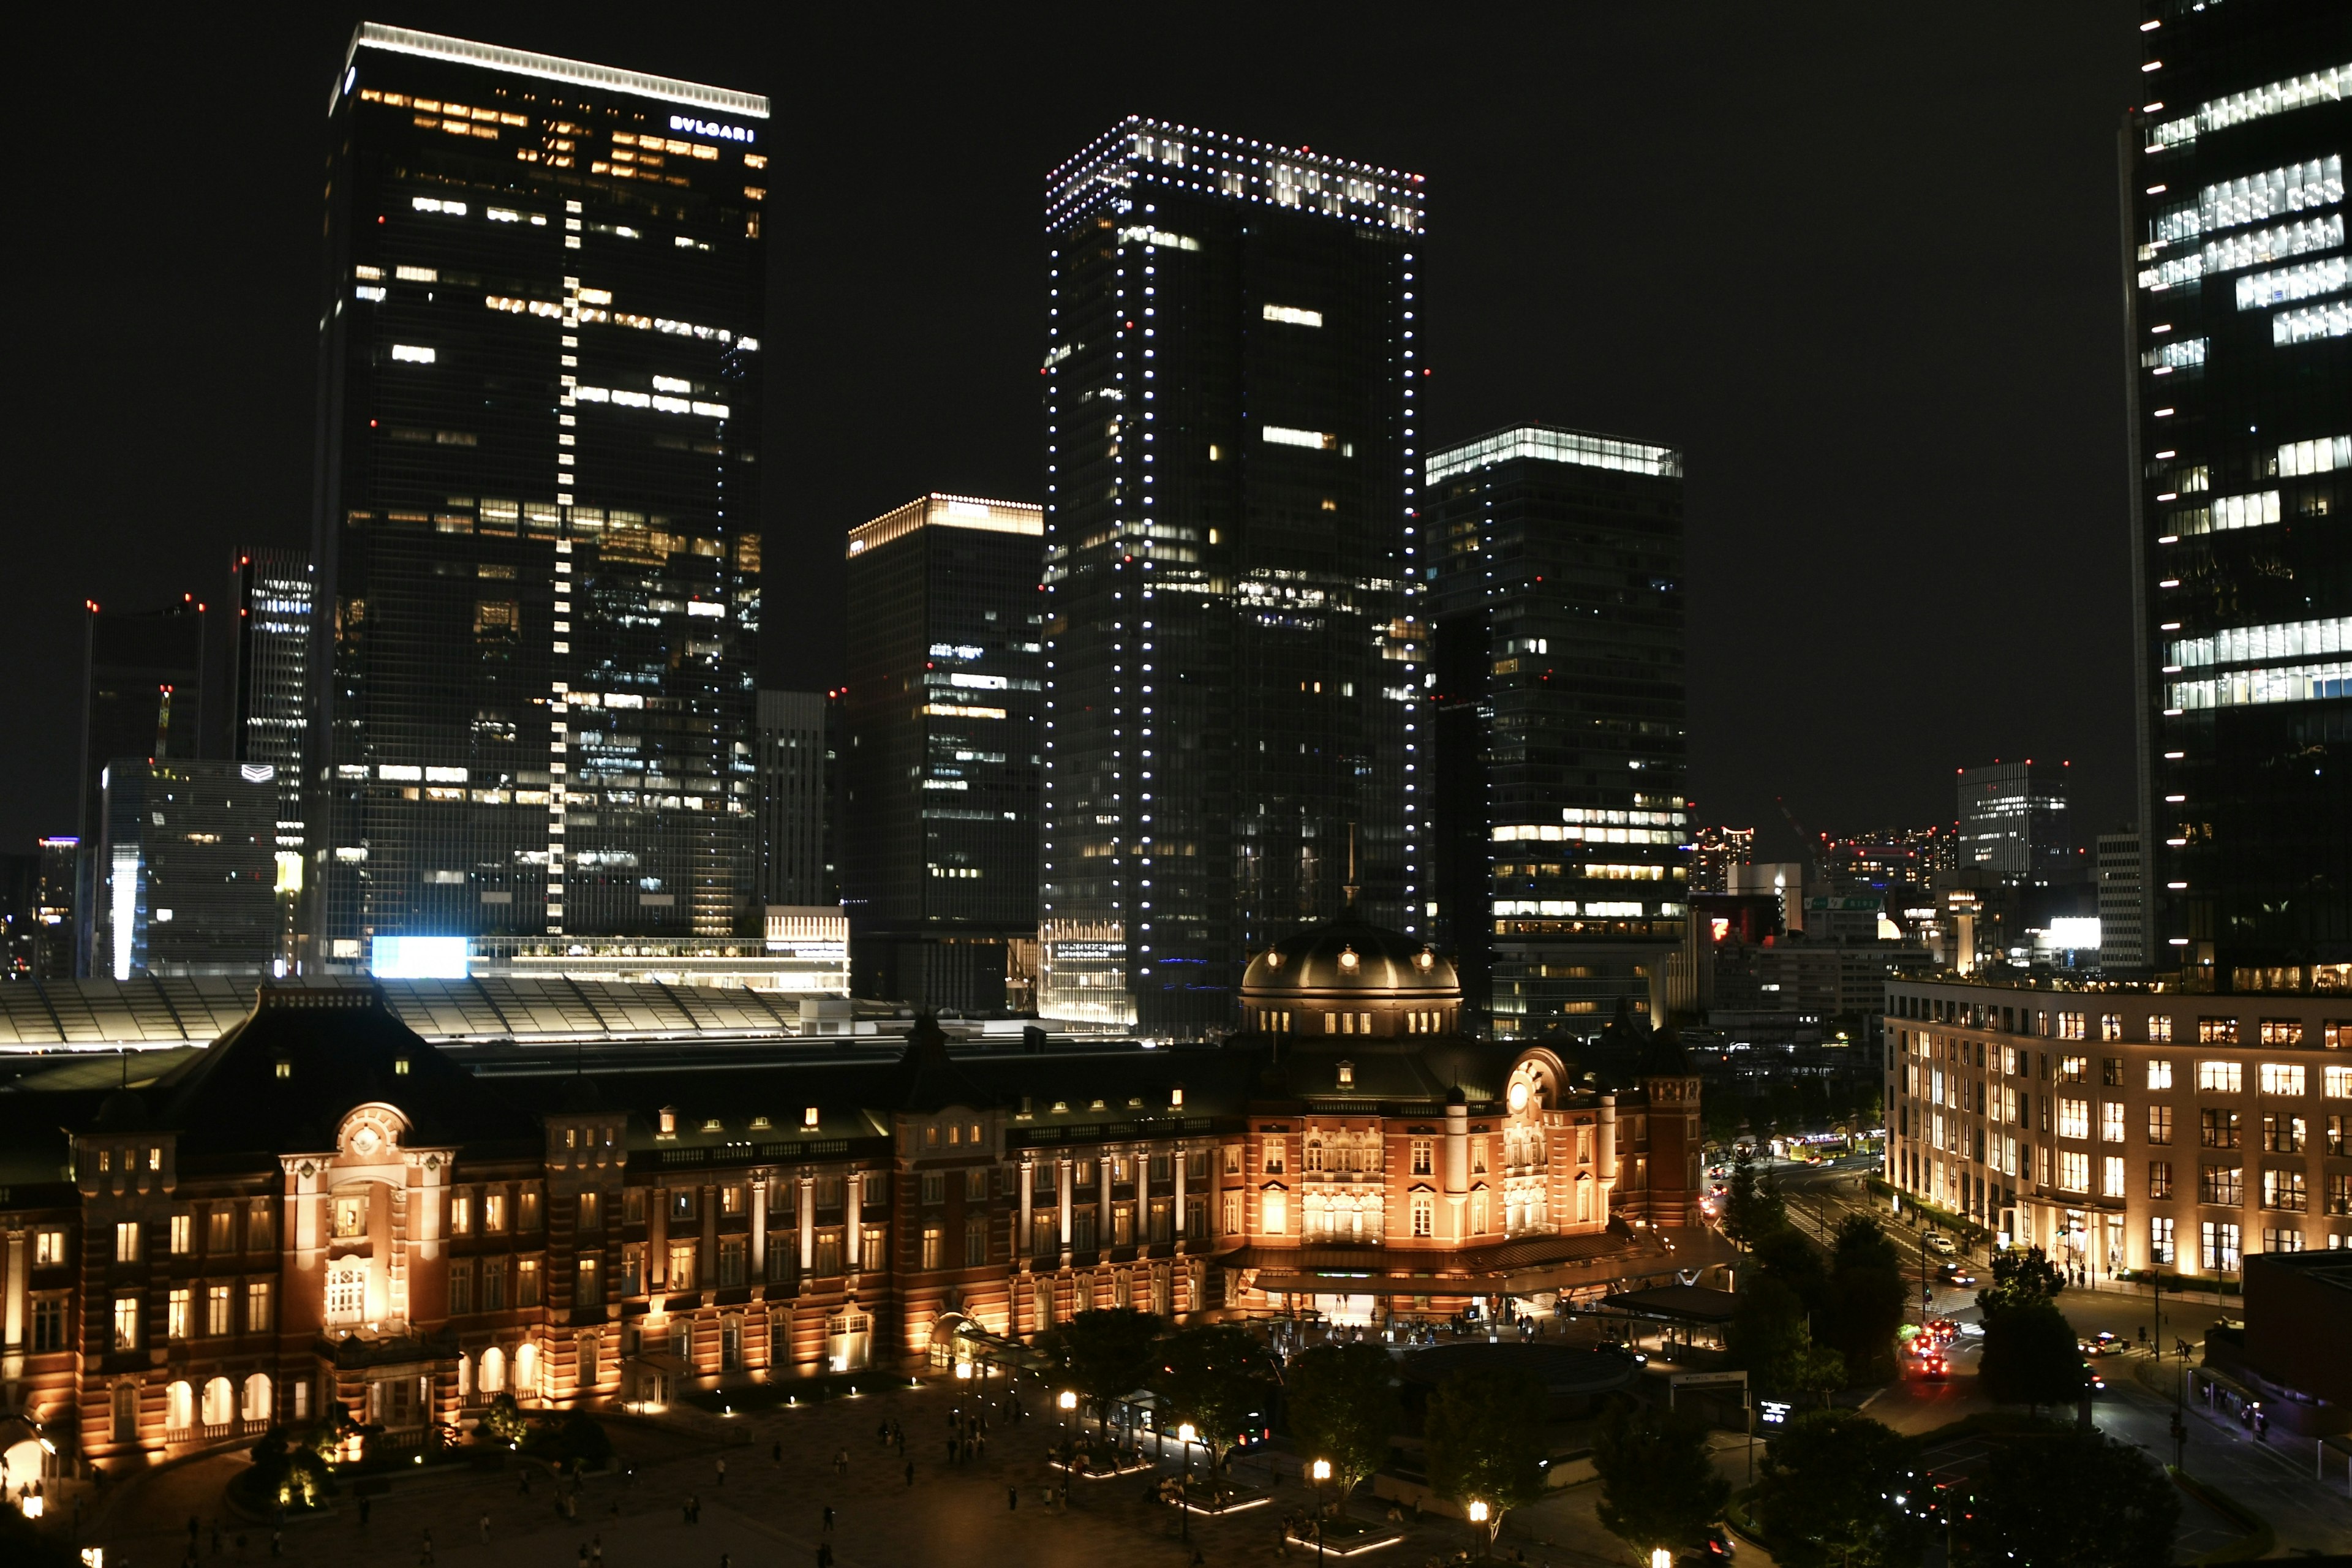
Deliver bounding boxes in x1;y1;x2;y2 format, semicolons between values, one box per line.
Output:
29;835;78;981
78;595;214;976
840;496;1044;1011
756;688;832;908
226;550;315;845
308;26;767;966
79;597;208;848
225;549;315;968
1957;761;2071;887
1428;425;1688;1039
1038;119;1427;1030
98;760;277;979
2125;7;2352;992
0;853;34;981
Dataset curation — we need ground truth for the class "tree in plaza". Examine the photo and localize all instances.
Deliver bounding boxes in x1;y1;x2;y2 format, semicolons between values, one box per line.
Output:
1751;1225;1828;1302
1954;1426;2178;1568
1703;1094;1746;1152
1722;1143;1786;1246
1818;1213;1908;1384
1591;1395;1730;1561
1975;1243;2067;1317
1727;1272;1849;1403
1152;1322;1275;1498
1423;1367;1551;1554
1283;1340;1401;1517
1975;1300;2086;1412
1036;1307;1165;1444
1751;1409;1923;1568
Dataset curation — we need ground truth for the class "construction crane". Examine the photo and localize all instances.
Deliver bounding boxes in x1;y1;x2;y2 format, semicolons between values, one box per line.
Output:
1775;796;1831;884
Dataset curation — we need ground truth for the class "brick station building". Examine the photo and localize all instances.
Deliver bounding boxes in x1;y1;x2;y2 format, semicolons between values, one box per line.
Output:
0;916;1702;1485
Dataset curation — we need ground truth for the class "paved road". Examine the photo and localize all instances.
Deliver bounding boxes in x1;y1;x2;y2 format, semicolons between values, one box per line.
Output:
1760;1162;2352;1558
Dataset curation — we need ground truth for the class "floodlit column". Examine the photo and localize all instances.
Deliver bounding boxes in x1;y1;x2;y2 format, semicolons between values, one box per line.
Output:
798;1174;815;1272
846;1172;864;1269
1058;1155;1074;1262
1019;1156;1035;1259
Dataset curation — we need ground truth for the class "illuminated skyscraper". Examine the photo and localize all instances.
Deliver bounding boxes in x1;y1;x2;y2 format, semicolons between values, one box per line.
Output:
308;26;767;964
841;496;1044;1010
1039;119;1427;1030
1957;761;2070;888
2125;6;2352;990
1426;425;1689;1038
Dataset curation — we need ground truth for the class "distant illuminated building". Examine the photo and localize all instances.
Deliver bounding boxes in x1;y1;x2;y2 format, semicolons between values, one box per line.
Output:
307;25;768;962
1429;424;1690;1038
226;549;315;971
1957;761;2070;887
1686;826;1754;895
840;495;1043;1011
99;761;277;979
757;690;833;910
2098;827;2147;976
32;835;80;981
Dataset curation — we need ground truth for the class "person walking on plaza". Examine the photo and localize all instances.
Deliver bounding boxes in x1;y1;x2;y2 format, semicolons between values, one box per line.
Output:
1008;1485;1019;1511
716;1457;727;1487
822;1506;835;1534
480;1512;491;1544
420;1529;436;1567
905;1460;915;1488
835;1446;850;1477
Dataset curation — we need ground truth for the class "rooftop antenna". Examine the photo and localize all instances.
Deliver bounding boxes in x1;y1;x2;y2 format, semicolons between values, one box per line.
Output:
1343;821;1359;913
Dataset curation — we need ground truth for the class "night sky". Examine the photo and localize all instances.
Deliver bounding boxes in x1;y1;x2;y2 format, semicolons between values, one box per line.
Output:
3;4;2142;861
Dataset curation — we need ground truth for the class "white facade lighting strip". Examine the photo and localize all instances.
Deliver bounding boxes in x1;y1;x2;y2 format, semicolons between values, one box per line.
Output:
342;23;768;119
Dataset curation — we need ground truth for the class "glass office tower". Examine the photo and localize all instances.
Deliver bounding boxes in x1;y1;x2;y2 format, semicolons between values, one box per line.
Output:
841;496;1044;1010
756;688;832;908
1038;118;1426;1030
309;26;766;963
1956;761;2071;887
2125;6;2352;992
1427;426;1687;1038
227;549;315;969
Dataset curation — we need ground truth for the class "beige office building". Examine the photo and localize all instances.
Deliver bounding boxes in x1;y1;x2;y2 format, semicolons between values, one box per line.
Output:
1884;978;2351;1280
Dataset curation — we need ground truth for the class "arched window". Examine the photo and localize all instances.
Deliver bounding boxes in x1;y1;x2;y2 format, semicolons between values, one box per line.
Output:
514;1341;539;1398
478;1344;505;1396
242;1374;273;1424
201;1376;235;1427
165;1380;194;1433
578;1331;601;1392
457;1354;472;1404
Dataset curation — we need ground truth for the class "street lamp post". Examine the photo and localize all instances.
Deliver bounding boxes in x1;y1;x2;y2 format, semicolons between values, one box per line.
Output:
1468;1498;1490;1559
1312;1457;1332;1564
1177;1423;1197;1542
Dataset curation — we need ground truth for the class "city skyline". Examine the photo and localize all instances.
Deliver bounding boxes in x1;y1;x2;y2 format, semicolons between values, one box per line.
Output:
2;4;2145;859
